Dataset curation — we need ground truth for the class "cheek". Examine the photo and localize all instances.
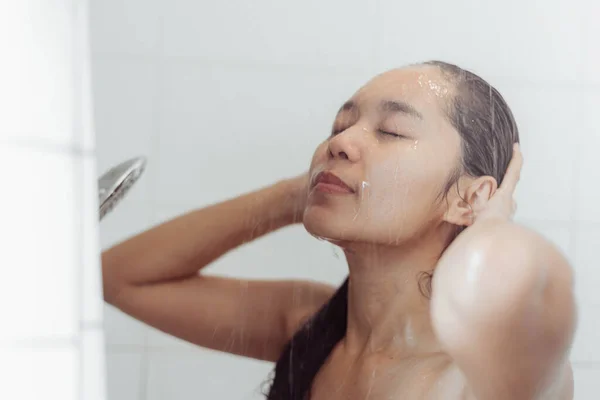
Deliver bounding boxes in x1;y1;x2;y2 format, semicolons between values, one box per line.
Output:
363;150;442;224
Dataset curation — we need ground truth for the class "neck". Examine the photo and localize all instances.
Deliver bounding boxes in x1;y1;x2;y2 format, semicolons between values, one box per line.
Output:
340;229;453;358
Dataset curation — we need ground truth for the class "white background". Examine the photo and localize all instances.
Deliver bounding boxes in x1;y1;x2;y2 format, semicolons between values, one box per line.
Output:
1;1;105;400
90;0;600;399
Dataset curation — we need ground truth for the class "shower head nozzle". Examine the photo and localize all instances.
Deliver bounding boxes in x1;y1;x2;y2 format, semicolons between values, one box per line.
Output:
98;156;147;221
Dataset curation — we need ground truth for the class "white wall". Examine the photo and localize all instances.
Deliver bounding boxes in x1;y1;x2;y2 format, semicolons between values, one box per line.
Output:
0;1;105;400
90;0;600;399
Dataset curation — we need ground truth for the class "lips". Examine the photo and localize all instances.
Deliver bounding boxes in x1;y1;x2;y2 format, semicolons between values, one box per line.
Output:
312;171;355;193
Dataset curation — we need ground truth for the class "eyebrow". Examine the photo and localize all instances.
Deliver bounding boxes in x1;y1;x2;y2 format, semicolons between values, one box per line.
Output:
338;100;423;120
379;100;423;120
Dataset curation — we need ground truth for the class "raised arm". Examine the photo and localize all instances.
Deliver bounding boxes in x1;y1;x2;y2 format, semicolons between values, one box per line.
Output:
431;221;576;399
431;145;576;399
102;175;335;361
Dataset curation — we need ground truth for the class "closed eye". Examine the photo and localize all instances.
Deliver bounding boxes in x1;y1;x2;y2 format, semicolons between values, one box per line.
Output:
331;128;406;138
378;130;406;138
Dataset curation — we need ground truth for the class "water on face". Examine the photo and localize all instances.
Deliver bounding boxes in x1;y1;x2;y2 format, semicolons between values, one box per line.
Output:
417;74;450;98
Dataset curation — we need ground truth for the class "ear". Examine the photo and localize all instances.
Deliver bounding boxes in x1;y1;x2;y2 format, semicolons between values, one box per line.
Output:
443;176;498;227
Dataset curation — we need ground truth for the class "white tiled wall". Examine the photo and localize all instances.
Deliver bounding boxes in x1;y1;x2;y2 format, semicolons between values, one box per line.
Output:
1;1;105;400
90;0;600;399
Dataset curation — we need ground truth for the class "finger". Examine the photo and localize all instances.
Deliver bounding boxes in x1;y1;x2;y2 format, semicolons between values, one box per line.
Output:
499;143;523;194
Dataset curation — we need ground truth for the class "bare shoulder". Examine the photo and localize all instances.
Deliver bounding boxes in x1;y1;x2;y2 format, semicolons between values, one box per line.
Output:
284;280;337;338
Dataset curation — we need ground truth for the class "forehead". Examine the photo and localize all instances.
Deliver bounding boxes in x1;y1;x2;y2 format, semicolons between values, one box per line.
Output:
351;66;453;116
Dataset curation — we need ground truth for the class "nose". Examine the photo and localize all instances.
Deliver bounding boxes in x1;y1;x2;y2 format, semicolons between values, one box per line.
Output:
327;129;362;162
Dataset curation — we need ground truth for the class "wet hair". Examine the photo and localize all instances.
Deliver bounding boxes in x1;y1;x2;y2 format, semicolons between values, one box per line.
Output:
264;60;520;400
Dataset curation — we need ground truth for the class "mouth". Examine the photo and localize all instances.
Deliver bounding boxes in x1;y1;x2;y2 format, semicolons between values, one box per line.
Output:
312;171;355;194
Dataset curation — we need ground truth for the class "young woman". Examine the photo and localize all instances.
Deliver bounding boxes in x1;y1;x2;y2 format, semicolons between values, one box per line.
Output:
102;61;576;399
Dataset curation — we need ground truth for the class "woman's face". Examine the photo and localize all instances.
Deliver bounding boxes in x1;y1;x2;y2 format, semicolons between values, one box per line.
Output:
303;66;464;246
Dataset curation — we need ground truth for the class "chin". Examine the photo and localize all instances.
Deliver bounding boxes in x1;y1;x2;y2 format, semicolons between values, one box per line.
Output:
302;206;359;243
303;206;417;249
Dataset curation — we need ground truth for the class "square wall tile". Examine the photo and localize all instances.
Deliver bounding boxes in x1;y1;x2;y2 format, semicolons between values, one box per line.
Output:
0;147;79;341
570;226;600;363
209;223;349;283
92;58;158;173
145;214;347;349
0;2;75;146
576;93;600;223
152;204;349;284
90;0;163;55
378;0;583;82
573;366;600;400
146;348;273;400
146;325;199;350
499;84;581;222
156;61;372;210
106;351;144;400
104;305;148;347
81;329;107;400
162;0;378;69
0;347;77;400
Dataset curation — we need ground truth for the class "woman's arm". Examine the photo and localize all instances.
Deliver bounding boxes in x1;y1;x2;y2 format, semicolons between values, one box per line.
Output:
103;177;305;299
431;220;576;400
102;175;335;361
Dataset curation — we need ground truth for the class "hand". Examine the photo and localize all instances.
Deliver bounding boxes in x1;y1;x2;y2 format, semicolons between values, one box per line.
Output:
473;143;523;224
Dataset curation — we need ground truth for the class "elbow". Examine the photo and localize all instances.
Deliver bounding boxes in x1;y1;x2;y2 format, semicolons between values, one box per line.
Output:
432;222;577;347
101;250;131;306
102;276;124;306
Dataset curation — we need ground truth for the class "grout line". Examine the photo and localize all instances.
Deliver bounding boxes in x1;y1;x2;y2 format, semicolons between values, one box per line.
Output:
0;336;79;349
73;3;85;400
0;138;95;157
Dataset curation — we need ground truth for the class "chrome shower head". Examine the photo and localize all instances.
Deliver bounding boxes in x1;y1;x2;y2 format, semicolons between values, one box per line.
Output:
98;156;147;221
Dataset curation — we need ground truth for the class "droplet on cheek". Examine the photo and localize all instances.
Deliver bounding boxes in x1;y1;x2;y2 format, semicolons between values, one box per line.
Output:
411;140;419;150
352;181;370;221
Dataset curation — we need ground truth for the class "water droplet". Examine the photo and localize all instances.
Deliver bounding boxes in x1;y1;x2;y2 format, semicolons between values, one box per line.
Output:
411;140;419;150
